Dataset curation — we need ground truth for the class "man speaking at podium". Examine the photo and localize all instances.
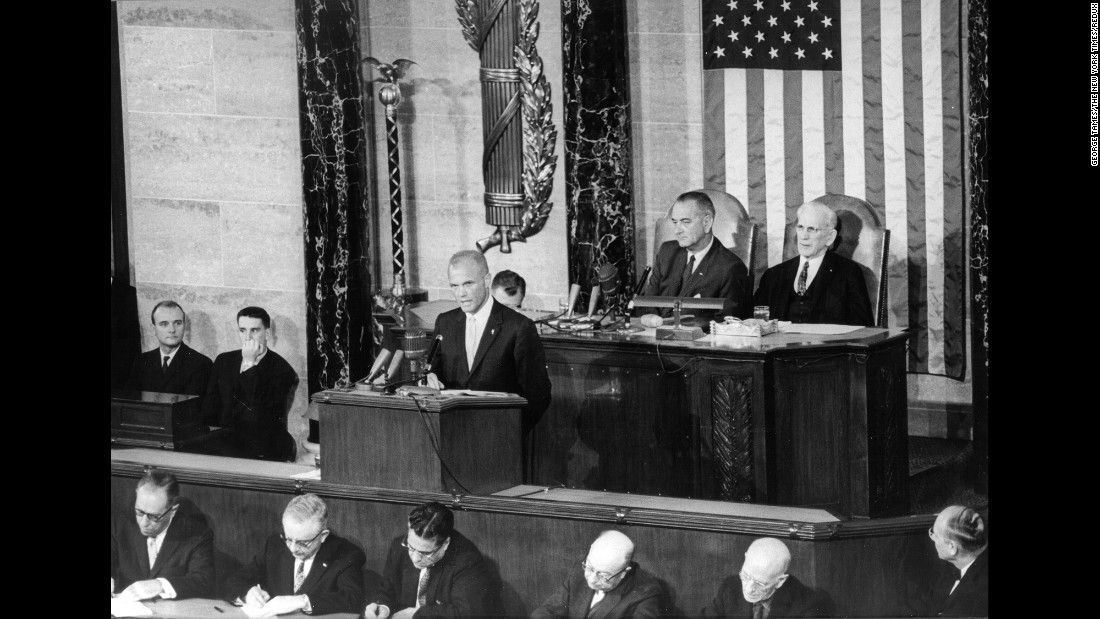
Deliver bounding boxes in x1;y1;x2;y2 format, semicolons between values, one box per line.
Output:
638;191;751;322
425;250;551;475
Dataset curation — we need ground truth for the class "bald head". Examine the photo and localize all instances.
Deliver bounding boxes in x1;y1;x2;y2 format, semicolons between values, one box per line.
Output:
739;538;791;603
583;530;635;592
932;505;987;560
448;250;489;278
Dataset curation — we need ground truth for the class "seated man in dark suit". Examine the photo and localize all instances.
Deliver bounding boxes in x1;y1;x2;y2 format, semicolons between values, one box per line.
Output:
224;493;366;616
703;537;832;618
202;306;299;462
363;501;500;619
753;200;873;326
637;191;751;322
911;505;988;617
124;300;212;396
532;530;662;619
111;470;214;601
425;251;551;476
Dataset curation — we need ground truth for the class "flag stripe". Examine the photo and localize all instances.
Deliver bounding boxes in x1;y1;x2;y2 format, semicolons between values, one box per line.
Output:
939;0;966;377
802;71;826;202
763;70;787;268
746;69;770;269
903;0;930;367
880;0;910;335
783;70;803;214
822;72;845;196
725;69;750;209
920;0;945;373
703;69;727;189
841;1;865;200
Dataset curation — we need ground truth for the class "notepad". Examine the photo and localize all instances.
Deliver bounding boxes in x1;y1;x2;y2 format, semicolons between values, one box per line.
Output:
111;597;152;617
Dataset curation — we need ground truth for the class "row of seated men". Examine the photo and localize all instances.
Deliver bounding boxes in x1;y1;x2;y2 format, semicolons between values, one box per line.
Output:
122;303;300;463
639;192;874;327
112;471;988;618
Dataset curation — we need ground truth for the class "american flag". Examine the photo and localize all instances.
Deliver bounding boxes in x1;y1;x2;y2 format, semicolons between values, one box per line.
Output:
701;0;966;378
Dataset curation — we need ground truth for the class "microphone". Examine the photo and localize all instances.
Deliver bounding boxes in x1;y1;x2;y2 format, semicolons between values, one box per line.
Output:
362;348;393;383
422;334;443;376
403;329;428;378
586;285;600;318
566;283;581;318
633;265;652;296
385;349;405;382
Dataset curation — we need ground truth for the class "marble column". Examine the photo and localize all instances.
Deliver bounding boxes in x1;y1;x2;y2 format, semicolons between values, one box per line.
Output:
295;0;374;396
966;0;988;491
561;0;636;313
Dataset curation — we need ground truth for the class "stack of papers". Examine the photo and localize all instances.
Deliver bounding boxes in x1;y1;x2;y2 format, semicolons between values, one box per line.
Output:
110;597;152;617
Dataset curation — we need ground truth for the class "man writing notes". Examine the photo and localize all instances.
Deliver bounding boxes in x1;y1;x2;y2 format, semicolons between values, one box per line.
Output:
639;191;752;322
125;300;212;396
532;530;663;619
202;306;299;462
753;200;873;326
111;470;214;601
425;250;552;469
364;501;500;619
224;493;366;616
702;537;832;618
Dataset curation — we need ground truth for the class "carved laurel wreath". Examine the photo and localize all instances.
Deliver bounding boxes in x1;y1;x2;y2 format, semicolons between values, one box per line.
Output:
456;0;558;249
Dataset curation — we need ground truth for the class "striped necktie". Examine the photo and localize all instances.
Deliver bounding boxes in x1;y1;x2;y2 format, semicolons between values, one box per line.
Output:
294;559;306;593
416;567;430;607
797;260;809;296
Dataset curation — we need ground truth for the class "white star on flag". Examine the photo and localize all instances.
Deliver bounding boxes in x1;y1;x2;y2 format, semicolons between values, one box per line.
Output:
742;15;752;26
728;30;740;42
780;0;791;10
715;46;726;58
769;47;779;58
794;15;804;27
742;47;753;58
755;30;765;42
808;0;819;11
768;15;779;27
822;48;832;59
794;47;805;58
713;14;724;27
808;31;819;44
822;16;833;28
727;0;738;10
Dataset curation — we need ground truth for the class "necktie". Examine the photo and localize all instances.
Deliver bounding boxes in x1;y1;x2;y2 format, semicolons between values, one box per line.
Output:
416;567;430;607
752;601;765;619
590;590;605;608
294;559;306;593
162;355;170;375
948;567;962;595
465;315;478;369
147;537;158;569
797;260;809;296
678;255;695;295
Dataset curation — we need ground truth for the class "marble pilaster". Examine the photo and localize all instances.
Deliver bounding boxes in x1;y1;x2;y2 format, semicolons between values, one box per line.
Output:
966;0;988;489
561;0;636;313
295;0;374;394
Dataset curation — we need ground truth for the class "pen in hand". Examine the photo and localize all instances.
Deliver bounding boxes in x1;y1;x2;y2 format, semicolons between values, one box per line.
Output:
214;606;225;613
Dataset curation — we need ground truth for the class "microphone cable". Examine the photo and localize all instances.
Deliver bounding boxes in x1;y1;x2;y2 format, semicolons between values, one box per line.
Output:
406;393;473;495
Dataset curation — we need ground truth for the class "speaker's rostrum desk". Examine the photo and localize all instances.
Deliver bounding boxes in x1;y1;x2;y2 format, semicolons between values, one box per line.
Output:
315;389;526;496
387;321;910;518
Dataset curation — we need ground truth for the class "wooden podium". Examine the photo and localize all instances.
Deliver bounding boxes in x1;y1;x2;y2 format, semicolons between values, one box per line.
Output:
314;388;527;495
111;390;210;450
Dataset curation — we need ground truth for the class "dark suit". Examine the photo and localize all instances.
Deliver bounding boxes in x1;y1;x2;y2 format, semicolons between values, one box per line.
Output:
532;562;662;619
111;499;215;600
640;239;752;321
753;251;873;326
702;574;833;618
370;530;500;618
224;532;366;615
913;550;989;617
432;298;552;432
125;342;213;396
201;348;299;462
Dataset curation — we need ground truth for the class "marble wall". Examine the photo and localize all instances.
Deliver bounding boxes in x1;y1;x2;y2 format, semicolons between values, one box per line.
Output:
117;0;311;454
360;0;569;310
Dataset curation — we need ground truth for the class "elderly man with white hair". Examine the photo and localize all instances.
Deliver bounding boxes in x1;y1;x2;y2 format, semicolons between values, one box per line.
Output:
532;530;663;619
753;200;873;326
703;537;832;618
915;504;988;617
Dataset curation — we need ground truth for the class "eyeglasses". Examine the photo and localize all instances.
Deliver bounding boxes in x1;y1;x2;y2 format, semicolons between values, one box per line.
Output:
402;538;446;559
739;570;780;590
281;529;327;549
582;561;630;583
795;224;827;235
135;504;177;524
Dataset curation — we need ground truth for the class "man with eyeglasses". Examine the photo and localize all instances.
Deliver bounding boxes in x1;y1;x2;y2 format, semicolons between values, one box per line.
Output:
752;200;873;326
364;501;499;618
909;505;988;617
702;537;832;618
224;493;365;616
532;530;662;619
111;470;214;601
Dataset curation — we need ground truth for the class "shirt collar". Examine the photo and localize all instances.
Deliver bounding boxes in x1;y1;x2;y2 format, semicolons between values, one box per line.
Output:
161;344;182;363
468;296;495;324
686;236;715;262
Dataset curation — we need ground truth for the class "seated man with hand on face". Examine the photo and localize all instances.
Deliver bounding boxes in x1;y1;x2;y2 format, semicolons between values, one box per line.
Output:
753;200;873;326
532;530;662;619
224;493;366;616
111;470;214;602
638;191;752;324
364;501;500;619
202;306;299;462
703;537;832;618
491;269;526;309
124;300;212;396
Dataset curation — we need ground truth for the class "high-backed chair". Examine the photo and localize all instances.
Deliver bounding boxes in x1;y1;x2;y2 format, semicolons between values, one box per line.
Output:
781;193;890;327
653;189;759;288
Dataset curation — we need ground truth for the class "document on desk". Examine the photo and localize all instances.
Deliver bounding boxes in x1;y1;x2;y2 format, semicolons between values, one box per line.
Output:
779;323;864;335
440;389;515;397
111;597;152;617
